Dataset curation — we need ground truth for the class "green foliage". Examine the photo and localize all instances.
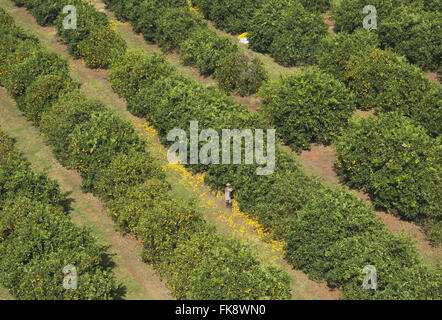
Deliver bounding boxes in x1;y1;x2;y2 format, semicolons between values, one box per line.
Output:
0;130;120;300
10;0;30;6
246;0;286;53
22;73;75;124
0;24;40;86
424;220;442;245
55;1;109;58
332;0;440;71
335;112;441;223
124;0;162;41
192;0;263;34
332;0;406;33
7;49;69;104
104;0;188;42
67;111;145;190
285;187;383;281
0;197;120;300
0;158;66;209
188;238;291;300
315;30;380;80
126;73;193;120
29;0;80;26
102;0;144;22
160;229;217;299
137;197;207;265
109;50;174;100
204;147;322;239
422;0;442;11
155;7;206;52
127;72;254;139
93;150;165;203
180;28;238;76
0;7;14;25
106;179;170;233
39;92;105;165
285;187;441;299
269;2;327;66
0;198;119;300
248;0;327;65
78;25;127;69
344;49;441;136
298;0;330;12
378;5;441;71
192;0;331;36
0;130;20;165
325;230;440;299
416;84;442;138
260;68;355;151
214;51;269;96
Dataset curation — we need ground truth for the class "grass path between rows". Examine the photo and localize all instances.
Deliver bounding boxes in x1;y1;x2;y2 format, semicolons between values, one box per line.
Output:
0;286;13;300
1;0;341;299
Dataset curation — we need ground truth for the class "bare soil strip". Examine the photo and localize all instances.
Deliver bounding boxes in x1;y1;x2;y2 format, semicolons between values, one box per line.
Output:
0;287;13;300
324;10;336;36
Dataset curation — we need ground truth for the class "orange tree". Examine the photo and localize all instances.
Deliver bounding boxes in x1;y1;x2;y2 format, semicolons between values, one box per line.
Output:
260;67;355;152
335;112;441;242
332;0;441;71
344;49;441;136
0;130;120;299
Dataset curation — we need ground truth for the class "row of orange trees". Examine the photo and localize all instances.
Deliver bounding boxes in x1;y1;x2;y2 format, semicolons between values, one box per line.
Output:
0;11;120;297
189;0;441;240
192;0;330;66
192;0;331;36
70;0;440;299
0;5;292;300
0;128;121;299
259;30;441;241
192;0;440;72
102;0;268;96
9;1;441;299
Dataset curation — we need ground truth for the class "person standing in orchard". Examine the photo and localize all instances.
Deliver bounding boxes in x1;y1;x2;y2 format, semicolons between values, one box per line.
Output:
225;183;233;207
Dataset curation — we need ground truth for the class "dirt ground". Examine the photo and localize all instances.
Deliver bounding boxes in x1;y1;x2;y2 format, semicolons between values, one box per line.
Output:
324;10;336;36
425;71;441;84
